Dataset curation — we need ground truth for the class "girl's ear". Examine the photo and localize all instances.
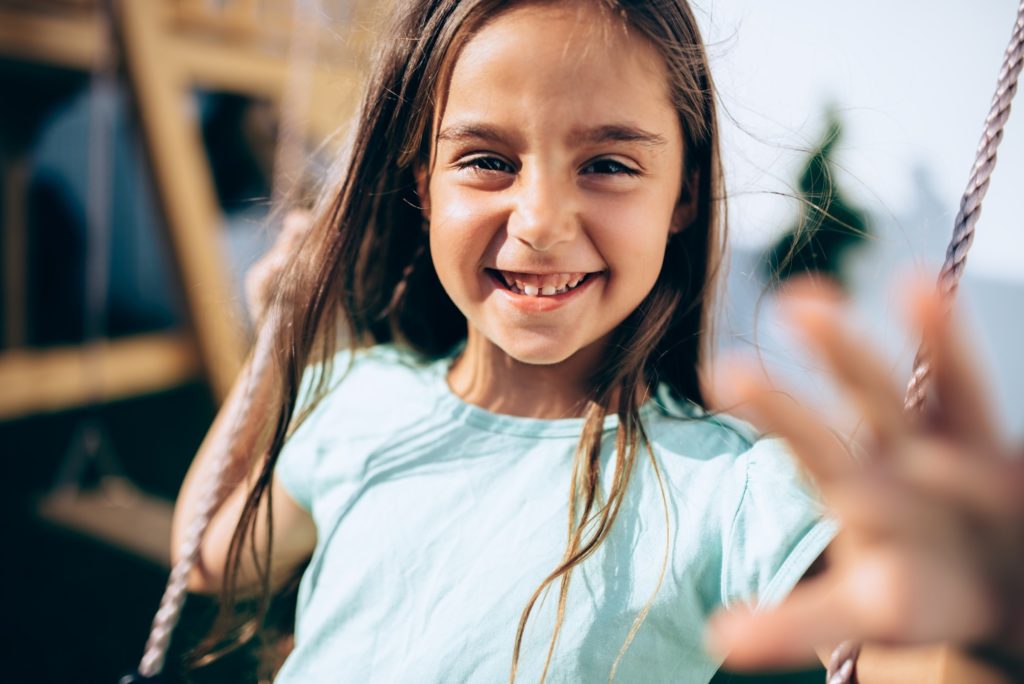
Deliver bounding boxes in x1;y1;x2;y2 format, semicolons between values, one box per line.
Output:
414;165;432;221
670;170;699;235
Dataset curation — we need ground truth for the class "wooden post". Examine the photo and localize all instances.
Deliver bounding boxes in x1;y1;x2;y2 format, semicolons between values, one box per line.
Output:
111;0;245;401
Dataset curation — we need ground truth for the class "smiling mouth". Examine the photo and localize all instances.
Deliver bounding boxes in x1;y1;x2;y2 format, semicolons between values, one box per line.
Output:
486;269;600;297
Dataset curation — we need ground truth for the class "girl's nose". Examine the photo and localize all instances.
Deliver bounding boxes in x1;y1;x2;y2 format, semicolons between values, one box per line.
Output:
506;171;578;252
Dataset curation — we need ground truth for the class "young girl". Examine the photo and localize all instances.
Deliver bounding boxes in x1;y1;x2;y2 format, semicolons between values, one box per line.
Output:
172;0;1024;682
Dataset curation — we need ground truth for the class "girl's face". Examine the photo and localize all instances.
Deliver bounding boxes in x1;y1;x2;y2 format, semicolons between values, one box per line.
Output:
424;1;691;371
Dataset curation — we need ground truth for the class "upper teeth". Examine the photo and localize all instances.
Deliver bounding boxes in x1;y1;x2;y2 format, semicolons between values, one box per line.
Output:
499;271;588;296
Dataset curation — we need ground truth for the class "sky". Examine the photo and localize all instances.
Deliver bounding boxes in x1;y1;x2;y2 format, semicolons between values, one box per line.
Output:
697;1;1023;283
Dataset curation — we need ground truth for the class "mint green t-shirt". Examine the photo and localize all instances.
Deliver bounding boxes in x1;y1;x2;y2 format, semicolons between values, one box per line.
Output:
274;345;837;683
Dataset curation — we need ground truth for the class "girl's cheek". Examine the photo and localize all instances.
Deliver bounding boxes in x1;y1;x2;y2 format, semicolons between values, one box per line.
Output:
431;183;505;226
583;202;667;245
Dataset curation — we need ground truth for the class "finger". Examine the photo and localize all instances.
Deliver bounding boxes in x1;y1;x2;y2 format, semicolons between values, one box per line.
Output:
899;438;1024;520
781;292;909;449
707;575;853;670
836;542;999;646
282;209;313;247
245;269;270;322
710;540;997;671
245;254;289;321
719;361;857;485
824;474;961;543
908;285;1003;456
283;208;311;233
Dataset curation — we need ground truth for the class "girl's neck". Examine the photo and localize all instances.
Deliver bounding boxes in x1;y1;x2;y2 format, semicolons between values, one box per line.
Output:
447;330;606;419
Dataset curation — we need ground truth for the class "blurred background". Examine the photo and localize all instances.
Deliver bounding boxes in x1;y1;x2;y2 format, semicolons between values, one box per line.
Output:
0;0;1019;682
705;1;1024;439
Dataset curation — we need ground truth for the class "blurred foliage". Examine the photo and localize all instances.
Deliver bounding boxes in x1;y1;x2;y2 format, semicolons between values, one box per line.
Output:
763;108;871;289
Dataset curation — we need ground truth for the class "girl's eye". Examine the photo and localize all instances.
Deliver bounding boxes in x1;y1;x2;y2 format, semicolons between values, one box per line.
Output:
581;158;640;176
456;156;515;174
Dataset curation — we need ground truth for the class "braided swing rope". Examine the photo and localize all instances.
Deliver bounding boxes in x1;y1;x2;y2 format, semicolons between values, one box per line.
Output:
904;0;1024;413
827;3;1024;683
130;0;320;679
135;329;276;679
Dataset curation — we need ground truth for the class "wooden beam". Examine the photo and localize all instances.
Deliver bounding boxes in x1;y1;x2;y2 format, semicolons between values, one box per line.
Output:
0;8;100;70
171;32;298;98
172;35;363;144
0;333;200;419
0;6;363;147
113;0;246;401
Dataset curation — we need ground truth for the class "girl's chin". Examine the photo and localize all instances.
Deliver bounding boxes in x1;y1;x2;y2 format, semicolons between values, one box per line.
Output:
507;350;576;367
489;329;609;369
463;319;609;369
495;340;580;367
465;328;582;367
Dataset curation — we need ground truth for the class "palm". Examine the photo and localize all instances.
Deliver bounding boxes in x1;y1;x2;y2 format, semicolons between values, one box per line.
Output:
707;281;1024;670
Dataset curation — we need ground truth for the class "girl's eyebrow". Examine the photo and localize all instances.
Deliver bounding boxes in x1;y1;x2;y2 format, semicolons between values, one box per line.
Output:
437;123;518;147
567;124;667;148
436;122;666;148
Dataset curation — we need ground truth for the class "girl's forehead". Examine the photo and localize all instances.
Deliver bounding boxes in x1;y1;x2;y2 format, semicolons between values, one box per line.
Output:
441;2;677;138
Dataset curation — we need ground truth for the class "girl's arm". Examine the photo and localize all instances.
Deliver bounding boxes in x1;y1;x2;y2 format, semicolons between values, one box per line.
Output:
171;209;317;596
169;353;316;597
707;280;1024;681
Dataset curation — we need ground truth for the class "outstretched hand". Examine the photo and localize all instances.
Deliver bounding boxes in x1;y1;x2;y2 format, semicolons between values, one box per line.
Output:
706;279;1024;674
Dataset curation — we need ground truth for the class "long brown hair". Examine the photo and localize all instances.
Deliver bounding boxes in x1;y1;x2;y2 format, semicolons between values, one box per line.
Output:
190;0;726;680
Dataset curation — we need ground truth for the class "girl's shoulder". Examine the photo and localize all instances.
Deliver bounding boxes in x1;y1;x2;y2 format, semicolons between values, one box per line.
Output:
647;384;814;496
292;342;448;437
647;385;835;611
645;384;822;517
647;383;761;459
303;342;443;398
278;343;449;512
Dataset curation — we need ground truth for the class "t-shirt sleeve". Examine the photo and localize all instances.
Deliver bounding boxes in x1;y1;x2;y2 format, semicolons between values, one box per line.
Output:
720;436;839;610
275;417;320;513
275;363;333;513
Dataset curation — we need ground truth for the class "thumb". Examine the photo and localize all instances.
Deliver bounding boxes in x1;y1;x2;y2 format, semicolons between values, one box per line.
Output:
707;576;852;671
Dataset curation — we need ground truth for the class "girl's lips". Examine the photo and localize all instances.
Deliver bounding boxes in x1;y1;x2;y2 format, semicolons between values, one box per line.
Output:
485;268;602;312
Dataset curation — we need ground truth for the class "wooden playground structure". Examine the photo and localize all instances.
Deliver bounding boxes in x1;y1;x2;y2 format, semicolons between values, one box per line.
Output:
0;0;373;418
0;0;374;565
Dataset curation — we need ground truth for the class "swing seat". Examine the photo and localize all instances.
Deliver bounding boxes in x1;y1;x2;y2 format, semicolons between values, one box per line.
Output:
36;477;173;567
